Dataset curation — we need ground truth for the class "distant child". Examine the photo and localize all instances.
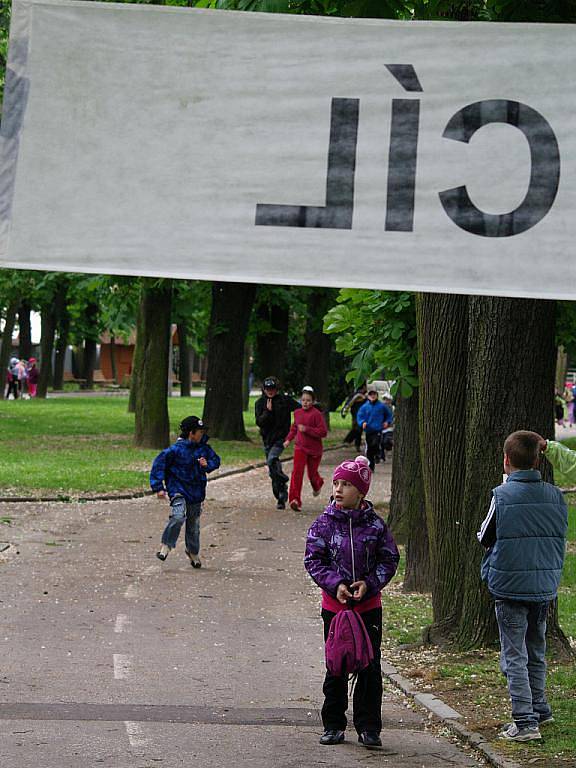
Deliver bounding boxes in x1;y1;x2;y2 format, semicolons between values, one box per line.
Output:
478;431;567;742
27;358;39;398
283;387;327;511
356;389;393;471
304;456;399;749
150;416;221;567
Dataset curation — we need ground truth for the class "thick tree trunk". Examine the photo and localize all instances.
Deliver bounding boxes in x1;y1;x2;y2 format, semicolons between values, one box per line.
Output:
0;301;18;394
305;289;335;425
242;342;251;411
128;293;145;414
417;293;469;643
254;301;289;384
37;307;57;398
18;302;32;359
177;322;191;397
203;282;257;440
134;279;172;448
388;390;431;593
456;297;570;652
80;304;99;389
53;296;70;391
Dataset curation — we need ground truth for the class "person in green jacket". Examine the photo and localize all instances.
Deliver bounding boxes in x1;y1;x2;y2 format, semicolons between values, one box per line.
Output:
540;438;576;483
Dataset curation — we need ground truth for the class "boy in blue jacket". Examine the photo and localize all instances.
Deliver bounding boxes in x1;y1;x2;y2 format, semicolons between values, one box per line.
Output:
356;389;393;471
477;430;567;743
150;416;221;567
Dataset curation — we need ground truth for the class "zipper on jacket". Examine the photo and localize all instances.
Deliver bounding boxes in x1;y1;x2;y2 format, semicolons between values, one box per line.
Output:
349;516;356;583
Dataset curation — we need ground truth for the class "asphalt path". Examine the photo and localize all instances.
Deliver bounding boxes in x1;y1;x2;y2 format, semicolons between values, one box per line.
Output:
0;448;484;767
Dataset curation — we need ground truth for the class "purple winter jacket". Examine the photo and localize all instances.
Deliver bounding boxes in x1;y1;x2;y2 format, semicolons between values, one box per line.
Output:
304;500;400;601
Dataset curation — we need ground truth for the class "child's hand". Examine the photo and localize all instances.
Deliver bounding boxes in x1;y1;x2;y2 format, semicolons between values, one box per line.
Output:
283;440;289;448
298;424;307;432
156;490;166;499
349;580;367;600
198;457;208;468
538;438;548;453
336;583;353;604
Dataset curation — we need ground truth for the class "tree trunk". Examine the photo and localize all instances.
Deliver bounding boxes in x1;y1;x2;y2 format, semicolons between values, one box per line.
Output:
456;297;570;651
203;282;257;440
417;293;469;643
37;306;57;398
53;312;70;391
108;336;118;384
81;304;99;389
53;290;70;391
128;292;145;414
388;389;431;593
177;322;191;397
0;301;18;395
18;302;32;359
254;301;290;384
134;279;172;448
305;288;335;425
242;342;251;411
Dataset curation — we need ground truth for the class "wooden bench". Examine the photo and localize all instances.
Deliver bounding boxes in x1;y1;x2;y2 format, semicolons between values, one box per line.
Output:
62;371;86;385
93;369;117;387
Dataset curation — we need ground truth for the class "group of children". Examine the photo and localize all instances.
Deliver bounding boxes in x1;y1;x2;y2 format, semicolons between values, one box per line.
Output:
148;410;568;751
5;356;39;399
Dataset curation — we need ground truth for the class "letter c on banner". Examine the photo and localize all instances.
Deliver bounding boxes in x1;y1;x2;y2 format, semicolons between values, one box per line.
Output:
439;100;560;237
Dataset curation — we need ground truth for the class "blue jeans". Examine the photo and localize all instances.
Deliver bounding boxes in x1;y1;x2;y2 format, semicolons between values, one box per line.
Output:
264;441;288;502
161;496;201;554
495;599;552;728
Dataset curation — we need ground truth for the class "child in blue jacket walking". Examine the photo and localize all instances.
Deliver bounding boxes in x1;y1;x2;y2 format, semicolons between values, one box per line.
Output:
150;415;221;567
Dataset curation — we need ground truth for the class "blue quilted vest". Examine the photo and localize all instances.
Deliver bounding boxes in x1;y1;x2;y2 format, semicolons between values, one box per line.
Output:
482;470;567;602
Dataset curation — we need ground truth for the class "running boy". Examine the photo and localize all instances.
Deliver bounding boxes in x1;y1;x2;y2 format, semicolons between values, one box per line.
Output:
304;456;399;749
283;387;327;511
478;431;567;742
150;416;221;567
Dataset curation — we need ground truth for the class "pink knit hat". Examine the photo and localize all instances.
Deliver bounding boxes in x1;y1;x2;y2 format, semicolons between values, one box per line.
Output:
333;455;372;497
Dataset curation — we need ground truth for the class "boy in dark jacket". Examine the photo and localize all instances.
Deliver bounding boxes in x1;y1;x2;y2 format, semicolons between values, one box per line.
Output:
150;416;220;567
255;376;298;510
478;430;567;742
305;455;399;749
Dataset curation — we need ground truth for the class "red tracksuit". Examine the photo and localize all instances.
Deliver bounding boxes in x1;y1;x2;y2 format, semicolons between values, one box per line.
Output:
285;406;328;508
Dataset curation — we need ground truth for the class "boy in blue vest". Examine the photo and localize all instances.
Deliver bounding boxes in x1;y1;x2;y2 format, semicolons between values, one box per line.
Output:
150;416;221;567
477;430;567;742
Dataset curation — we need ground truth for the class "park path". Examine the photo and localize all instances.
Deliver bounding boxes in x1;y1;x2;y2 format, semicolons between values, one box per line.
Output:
0;448;484;768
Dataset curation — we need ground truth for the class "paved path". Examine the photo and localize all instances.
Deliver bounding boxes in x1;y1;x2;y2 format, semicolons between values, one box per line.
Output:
0;448;484;767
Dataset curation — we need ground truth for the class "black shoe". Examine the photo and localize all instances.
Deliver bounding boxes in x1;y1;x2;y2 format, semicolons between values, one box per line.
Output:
358;731;382;749
319;729;345;745
276;500;286;510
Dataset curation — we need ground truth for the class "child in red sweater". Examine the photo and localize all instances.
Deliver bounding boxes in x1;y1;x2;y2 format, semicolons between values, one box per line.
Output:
283;388;328;511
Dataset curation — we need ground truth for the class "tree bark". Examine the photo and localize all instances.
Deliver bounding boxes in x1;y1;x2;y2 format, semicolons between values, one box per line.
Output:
388;389;431;593
128;292;145;414
242;342;251;411
80;304;99;389
305;288;335;424
254;301;290;384
134;279;172;448
18;302;32;359
109;336;118;385
0;301;18;394
53;306;70;391
203;282;257;440
177;322;191;397
37;307;57;398
417;293;469;643
456;297;570;651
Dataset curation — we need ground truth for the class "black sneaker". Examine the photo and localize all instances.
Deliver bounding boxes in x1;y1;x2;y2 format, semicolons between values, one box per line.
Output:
358;731;382;749
156;544;170;561
276;500;286;510
319;729;345;745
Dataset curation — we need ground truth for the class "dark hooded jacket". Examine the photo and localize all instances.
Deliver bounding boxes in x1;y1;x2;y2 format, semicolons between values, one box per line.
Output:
255;392;298;447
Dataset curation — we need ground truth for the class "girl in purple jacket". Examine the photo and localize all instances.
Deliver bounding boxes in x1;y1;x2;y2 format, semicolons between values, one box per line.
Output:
304;455;399;750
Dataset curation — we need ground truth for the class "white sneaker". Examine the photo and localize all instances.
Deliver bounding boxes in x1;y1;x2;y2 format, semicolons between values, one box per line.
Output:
156;544;170;561
499;723;541;742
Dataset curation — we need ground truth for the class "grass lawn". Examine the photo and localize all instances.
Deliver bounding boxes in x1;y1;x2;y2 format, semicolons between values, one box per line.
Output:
0;396;349;497
383;508;576;768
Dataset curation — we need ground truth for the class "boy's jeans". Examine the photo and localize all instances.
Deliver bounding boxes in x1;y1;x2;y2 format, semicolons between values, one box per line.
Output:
495;599;552;728
264;441;289;503
161;495;201;554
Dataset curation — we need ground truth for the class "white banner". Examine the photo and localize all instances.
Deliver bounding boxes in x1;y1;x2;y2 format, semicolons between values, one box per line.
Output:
1;1;575;298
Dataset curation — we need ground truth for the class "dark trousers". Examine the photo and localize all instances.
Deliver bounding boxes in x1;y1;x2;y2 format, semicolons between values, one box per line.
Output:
264;441;289;503
344;423;362;451
365;432;381;470
321;608;383;734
